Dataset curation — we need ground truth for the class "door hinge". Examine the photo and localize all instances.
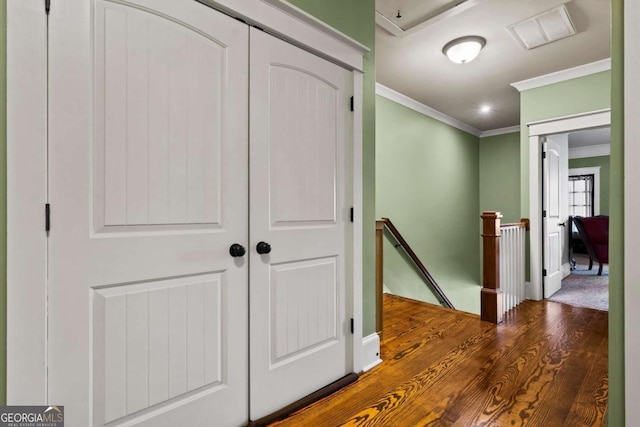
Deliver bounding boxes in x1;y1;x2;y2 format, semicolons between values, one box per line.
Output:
350;96;354;112
543;210;547;218
350;318;354;334
350;207;354;222
542;151;547;159
45;203;51;232
543;269;547;277
45;0;51;15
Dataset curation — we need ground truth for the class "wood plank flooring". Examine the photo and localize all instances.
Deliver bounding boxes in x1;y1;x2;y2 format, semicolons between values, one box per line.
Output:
269;294;608;427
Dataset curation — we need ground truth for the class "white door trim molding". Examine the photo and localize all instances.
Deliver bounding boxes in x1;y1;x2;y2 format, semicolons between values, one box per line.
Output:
625;0;640;420
528;109;611;136
7;0;365;404
527;110;611;301
568;166;601;216
6;1;48;404
351;71;365;373
198;0;369;71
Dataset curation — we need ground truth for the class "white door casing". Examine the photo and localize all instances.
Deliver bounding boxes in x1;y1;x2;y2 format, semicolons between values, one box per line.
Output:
48;1;249;425
542;138;563;298
626;0;640;420
6;0;49;402
248;27;353;419
527;110;610;301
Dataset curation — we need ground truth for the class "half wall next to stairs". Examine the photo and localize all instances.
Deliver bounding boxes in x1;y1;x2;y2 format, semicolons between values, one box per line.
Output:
376;95;480;314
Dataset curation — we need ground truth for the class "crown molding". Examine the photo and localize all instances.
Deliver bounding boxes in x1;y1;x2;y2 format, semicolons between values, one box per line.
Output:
196;0;368;71
261;0;370;53
375;83;481;137
480;125;520;138
511;58;611;92
569;143;610;160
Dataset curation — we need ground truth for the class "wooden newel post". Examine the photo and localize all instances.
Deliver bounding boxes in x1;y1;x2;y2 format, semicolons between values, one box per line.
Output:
481;211;503;324
375;220;385;339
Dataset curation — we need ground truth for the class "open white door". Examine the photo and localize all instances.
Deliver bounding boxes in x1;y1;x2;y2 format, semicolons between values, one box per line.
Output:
48;1;248;425
542;138;564;298
249;28;353;419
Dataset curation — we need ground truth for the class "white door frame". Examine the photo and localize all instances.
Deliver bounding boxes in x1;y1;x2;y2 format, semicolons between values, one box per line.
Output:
625;0;640;420
527;109;610;301
7;0;367;402
6;1;48;403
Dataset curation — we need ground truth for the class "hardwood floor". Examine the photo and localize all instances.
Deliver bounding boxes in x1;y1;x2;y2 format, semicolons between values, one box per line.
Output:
269;294;608;427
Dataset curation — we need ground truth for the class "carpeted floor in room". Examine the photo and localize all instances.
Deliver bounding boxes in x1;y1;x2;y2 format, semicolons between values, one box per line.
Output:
548;254;608;311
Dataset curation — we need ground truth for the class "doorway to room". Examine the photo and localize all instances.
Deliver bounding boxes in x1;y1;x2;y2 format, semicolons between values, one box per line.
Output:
540;126;610;312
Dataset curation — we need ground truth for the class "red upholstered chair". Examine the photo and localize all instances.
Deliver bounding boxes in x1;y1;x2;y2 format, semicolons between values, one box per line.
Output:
573;215;609;275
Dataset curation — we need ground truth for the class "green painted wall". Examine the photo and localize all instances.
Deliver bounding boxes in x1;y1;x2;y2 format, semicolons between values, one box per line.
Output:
288;0;377;335
519;71;612;217
568;155;610;215
0;0;6;406
609;0;624;423
376;96;480;314
479;132;520;223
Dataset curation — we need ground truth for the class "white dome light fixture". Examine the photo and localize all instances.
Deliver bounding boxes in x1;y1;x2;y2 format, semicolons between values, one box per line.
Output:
443;36;486;64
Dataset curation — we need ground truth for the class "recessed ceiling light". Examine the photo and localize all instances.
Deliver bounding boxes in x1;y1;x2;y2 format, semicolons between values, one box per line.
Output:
480;105;492;113
442;36;486;64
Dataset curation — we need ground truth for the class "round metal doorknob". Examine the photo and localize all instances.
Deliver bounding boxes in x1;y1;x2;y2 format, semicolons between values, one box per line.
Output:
256;241;271;255
229;243;246;258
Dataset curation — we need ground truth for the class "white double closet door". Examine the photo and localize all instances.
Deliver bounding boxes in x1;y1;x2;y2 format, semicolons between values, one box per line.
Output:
47;0;353;426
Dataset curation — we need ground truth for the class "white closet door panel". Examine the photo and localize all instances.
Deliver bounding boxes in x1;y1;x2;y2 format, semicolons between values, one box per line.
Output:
94;275;227;425
168;285;188;399
203;280;222;384
124;15;150;226
147;24;171;225
249;27;353;420
271;258;337;363
186;283;206;391
102;295;127;422
125;292;149;414
147;288;169;407
269;66;337;225
95;1;224;229
102;8;128;225
48;1;248;426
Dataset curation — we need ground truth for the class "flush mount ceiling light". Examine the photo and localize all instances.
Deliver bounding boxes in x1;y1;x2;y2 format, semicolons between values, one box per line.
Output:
442;36;486;64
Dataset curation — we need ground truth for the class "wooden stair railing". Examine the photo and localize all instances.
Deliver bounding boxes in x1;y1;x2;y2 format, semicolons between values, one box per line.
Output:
481;211;529;324
376;218;455;338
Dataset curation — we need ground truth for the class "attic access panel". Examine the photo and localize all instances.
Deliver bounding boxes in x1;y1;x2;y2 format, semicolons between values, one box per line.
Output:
376;0;466;31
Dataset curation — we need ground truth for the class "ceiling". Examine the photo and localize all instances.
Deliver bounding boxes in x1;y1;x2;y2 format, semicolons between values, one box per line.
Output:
568;127;610;148
375;0;611;132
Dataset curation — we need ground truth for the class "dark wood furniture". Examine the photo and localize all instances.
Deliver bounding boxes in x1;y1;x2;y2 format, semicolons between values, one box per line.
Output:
573;215;609;275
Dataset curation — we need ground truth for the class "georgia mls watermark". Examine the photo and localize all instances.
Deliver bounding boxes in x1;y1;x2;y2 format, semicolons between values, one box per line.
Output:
0;406;64;427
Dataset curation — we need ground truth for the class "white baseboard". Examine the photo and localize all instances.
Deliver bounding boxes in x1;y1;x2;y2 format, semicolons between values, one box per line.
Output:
361;333;382;372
